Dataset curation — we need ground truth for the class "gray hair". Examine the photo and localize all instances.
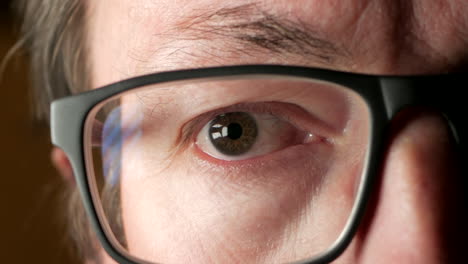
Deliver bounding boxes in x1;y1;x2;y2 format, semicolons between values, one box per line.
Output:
13;0;90;121
13;0;97;262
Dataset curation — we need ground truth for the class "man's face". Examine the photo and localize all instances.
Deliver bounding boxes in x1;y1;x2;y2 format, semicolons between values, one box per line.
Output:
85;0;468;263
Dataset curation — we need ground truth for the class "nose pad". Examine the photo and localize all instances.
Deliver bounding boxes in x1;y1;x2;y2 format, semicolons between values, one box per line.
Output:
349;108;466;264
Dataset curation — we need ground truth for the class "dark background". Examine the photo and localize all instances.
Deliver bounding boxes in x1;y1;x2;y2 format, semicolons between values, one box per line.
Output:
0;1;78;263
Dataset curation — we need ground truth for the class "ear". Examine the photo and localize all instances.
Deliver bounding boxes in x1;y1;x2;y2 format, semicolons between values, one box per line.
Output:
51;147;75;185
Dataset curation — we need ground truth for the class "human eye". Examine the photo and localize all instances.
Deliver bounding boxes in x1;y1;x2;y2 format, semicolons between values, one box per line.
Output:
193;103;321;163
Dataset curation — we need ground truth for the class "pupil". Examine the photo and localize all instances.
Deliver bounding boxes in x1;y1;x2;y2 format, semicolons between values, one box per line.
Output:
227;123;243;140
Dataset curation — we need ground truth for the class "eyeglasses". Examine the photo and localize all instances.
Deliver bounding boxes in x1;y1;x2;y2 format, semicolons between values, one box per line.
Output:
51;65;465;264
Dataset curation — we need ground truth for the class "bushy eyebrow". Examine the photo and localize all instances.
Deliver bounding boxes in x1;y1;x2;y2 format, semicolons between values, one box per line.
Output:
171;3;348;64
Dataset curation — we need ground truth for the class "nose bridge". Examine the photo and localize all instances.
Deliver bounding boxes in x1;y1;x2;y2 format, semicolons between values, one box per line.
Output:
362;76;468;264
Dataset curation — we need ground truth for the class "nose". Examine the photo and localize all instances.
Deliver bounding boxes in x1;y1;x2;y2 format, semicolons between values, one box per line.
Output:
349;109;467;263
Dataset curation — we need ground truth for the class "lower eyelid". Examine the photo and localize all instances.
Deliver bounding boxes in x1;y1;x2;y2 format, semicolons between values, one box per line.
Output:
189;139;335;190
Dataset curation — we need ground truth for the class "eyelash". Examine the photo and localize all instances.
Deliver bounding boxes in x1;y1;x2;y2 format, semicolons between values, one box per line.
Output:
177;102;327;163
181;102;292;141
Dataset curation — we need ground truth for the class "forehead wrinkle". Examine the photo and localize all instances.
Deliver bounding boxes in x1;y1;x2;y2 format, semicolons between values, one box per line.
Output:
137;3;350;72
176;3;348;63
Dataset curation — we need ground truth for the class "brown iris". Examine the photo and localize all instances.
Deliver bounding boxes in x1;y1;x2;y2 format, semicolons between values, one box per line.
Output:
208;112;258;156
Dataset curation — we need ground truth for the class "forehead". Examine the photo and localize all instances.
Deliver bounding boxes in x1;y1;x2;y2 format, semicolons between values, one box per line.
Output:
87;0;468;88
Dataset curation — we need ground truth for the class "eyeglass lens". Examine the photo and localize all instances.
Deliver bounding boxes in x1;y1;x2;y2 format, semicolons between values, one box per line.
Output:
85;77;370;264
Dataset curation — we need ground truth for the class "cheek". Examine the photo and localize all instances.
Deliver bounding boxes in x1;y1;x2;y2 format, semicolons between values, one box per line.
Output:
118;140;365;264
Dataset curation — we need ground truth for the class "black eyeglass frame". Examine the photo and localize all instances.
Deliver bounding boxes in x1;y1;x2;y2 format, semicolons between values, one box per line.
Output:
50;64;466;264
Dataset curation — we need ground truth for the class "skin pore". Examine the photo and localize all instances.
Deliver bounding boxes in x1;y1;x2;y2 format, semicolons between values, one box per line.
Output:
54;0;468;263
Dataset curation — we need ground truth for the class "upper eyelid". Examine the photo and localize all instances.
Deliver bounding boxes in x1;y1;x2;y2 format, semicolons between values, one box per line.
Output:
174;101;340;154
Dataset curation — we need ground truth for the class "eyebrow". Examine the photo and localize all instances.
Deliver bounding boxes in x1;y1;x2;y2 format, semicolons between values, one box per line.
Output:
166;3;349;65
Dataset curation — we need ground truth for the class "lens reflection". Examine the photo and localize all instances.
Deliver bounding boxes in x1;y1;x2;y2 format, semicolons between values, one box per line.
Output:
86;77;370;264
